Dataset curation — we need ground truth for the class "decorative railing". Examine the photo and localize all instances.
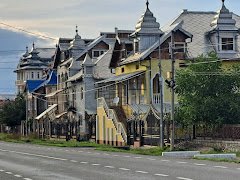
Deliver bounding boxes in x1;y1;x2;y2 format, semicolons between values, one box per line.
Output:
153;93;161;104
97;97;127;143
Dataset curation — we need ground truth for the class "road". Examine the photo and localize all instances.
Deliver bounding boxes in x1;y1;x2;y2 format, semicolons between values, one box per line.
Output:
0;141;239;180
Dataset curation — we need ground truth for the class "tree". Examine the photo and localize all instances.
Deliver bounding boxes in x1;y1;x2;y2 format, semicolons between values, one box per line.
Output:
0;94;26;128
175;53;240;127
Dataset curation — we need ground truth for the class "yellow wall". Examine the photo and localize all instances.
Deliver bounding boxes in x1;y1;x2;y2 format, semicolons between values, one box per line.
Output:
115;59;181;103
97;107;124;144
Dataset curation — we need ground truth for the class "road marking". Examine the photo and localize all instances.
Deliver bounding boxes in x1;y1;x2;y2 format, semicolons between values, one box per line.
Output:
70;160;78;163
0;169;5;172
161;160;170;162
14;174;22;178
87;152;91;154
65;150;69;152
113;155;119;157
214;166;227;169
237;168;240;170
23;178;33;180
194;163;206;166
78;150;83;153
5;172;13;174
177;177;193;180
119;168;130;171
135;170;148;174
80;161;88;164
94;153;100;155
123;155;131;158
104;166;115;169
154;173;169;177
104;153;110;155
92;164;100;166
147;158;156;161
134;157;142;159
177;161;187;164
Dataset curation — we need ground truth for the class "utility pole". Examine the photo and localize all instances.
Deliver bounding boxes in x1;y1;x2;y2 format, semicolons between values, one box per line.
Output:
170;31;175;151
158;37;164;148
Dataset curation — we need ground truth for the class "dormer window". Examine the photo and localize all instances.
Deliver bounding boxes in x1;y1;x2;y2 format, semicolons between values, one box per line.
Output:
222;38;234;51
92;50;105;58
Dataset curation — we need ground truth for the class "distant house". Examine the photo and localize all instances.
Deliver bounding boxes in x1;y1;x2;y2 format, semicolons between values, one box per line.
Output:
14;43;55;94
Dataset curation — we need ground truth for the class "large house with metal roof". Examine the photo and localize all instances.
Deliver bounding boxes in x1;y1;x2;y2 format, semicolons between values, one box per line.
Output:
15;44;55;94
95;0;240;147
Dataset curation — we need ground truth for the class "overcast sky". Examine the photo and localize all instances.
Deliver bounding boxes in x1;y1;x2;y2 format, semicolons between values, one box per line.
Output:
0;0;239;94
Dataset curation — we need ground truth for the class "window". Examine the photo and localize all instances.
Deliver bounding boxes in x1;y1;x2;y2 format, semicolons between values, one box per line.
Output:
121;67;125;73
80;87;84;100
37;72;40;79
136;64;139;70
31;72;34;79
92;50;106;58
222;38;234;51
170;42;186;53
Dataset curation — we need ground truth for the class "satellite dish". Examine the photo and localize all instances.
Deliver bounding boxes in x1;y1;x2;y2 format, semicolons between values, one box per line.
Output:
113;97;119;105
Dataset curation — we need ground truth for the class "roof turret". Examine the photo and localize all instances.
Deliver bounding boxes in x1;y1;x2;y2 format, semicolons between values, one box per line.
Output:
131;0;163;37
210;0;237;29
70;25;85;50
82;53;94;66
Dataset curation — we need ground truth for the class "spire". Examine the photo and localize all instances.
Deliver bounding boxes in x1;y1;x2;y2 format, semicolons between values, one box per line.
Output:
146;0;149;9
76;25;78;35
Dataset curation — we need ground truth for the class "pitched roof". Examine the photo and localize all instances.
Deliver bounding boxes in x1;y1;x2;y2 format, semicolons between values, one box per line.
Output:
25;80;45;93
120;22;192;65
170;9;240;58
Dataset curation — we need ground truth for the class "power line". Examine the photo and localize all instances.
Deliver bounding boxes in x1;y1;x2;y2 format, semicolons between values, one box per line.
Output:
0;22;57;41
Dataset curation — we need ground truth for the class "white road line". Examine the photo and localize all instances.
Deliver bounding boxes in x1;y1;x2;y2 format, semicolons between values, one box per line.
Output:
237;168;240;170
14;174;22;178
194;163;206;166
147;158;156;161
23;178;33;180
104;166;115;169
154;173;169;177
0;169;5;172
113;155;119;157
92;164;100;166
65;150;69;152
70;160;78;163
5;172;13;174
161;160;170;162
214;166;227;169
87;152;91;154
177;161;187;164
119;168;130;171
123;155;131;158
134;157;142;159
135;170;148;174
103;153;110;155
177;177;193;180
80;161;88;164
78;151;83;153
94;153;100;155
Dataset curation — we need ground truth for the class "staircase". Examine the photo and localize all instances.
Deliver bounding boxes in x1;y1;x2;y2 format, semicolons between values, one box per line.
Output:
97;97;127;143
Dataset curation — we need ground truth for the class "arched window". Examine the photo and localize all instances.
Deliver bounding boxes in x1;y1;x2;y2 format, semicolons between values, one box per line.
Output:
153;74;160;94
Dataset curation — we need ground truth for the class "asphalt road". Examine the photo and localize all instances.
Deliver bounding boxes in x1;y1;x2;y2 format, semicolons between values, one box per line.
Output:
0;141;239;180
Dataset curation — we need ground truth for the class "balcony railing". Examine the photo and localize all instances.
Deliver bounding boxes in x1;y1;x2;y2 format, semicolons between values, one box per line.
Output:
153;93;161;104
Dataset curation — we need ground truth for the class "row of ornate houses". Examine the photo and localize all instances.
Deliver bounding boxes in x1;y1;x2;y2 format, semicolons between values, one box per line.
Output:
16;0;240;146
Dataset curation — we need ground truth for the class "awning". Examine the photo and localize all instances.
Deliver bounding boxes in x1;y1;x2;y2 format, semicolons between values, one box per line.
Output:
55;112;67;119
45;89;63;98
35;104;58;120
67;71;83;82
96;71;145;84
